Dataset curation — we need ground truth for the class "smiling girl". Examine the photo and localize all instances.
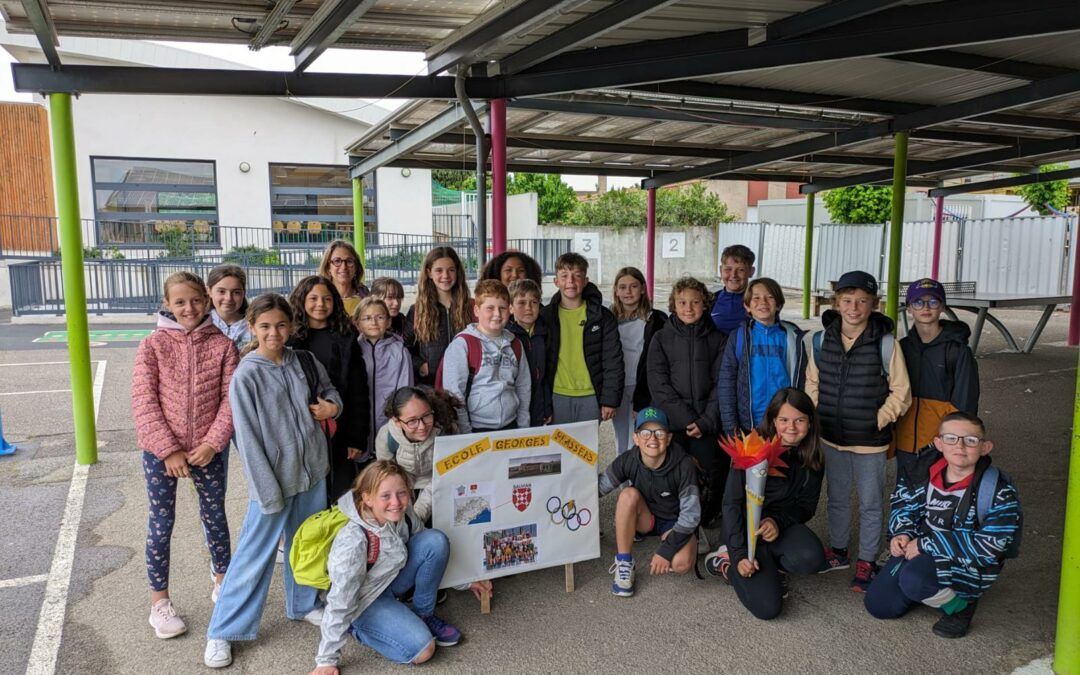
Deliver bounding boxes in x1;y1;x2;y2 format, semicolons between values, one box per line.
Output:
207;264;252;352
133;271;238;639
404;247;472;386
610;266;666;455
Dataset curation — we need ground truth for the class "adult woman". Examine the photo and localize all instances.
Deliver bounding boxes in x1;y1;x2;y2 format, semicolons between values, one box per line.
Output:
318;240;369;316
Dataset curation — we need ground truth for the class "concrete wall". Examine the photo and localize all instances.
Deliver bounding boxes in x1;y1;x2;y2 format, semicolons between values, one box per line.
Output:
540;225;717;285
376;167;434;236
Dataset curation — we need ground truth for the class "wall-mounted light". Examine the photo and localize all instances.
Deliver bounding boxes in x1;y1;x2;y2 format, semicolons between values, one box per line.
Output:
239;161;251;173
400;168;412;178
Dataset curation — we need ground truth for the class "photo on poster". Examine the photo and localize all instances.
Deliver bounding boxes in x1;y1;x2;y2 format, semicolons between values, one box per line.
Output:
453;481;494;526
482;523;538;571
508;453;561;479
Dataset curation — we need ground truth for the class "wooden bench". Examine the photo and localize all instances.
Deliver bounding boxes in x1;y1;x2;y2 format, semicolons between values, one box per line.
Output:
811;280;977;316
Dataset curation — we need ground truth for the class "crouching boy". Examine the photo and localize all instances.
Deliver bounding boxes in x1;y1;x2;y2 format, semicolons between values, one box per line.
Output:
864;412;1021;638
599;407;701;597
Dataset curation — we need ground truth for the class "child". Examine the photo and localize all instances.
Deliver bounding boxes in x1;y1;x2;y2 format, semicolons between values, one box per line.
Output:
133;271;238;639
865;413;1020;638
439;279;530;434
375;386;462;524
540;252;624;425
507;278;550;427
480;250;544;286
611;266;666;455
705;388;826;620
710;244;755;336
354;297;414;455
646;277;726;530
405;247;473;386
289;275;371;501
718;277;806;437
896;278;980;472
318;239;369;316
599;407;701;597
204;294;342;669
803;270;911;592
312;461;489;672
207;264;252;352
369;276;407;338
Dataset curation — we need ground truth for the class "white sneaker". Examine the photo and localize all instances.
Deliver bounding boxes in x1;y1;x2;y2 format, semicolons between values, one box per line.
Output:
211;574;222;603
608;558;635;597
302;607;324;626
148;598;187;639
204;639;232;668
697;527;710;555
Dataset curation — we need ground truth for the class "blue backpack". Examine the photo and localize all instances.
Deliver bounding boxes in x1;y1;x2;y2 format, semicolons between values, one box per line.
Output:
973;466;1022;560
811;330;894;377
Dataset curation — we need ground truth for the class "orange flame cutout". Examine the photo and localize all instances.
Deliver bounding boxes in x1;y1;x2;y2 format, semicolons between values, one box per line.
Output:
718;430;789;476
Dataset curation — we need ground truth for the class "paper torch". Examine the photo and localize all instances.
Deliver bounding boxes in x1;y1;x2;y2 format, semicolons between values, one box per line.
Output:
718;430;788;561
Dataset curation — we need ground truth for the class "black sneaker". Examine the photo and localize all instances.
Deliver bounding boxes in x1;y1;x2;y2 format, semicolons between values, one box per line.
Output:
932;600;978;639
703;546;730;584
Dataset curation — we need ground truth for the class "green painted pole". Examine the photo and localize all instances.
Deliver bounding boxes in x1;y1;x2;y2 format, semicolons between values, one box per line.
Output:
885;131;909;323
802;192;815;319
352;177;366;280
1055;350;1080;673
49;93;97;465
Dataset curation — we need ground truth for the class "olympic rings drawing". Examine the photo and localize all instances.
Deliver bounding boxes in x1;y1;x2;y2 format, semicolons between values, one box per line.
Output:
546;495;592;532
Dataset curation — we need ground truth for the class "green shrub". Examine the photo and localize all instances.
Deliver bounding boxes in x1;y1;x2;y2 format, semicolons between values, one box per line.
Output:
822;185;892;224
224;245;281;266
566;183;733;229
1016;164;1070;216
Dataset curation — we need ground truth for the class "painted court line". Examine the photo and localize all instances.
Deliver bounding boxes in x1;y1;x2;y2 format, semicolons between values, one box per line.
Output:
0;362;76;367
25;359;106;675
0;574;49;590
0;389;72;397
994;366;1077;382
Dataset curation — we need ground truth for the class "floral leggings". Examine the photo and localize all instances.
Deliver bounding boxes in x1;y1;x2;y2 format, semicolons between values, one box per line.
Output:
143;451;231;592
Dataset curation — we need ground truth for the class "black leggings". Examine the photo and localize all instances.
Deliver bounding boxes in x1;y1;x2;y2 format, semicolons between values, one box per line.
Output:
675;432;729;527
729;523;825;620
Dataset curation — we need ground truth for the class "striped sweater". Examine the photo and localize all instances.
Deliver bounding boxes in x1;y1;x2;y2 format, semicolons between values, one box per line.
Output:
890;451;1020;600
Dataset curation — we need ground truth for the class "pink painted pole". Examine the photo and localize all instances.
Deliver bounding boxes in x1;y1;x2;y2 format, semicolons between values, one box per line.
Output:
1070;219;1080;346
931;195;944;280
646;187;657;298
490;98;507;256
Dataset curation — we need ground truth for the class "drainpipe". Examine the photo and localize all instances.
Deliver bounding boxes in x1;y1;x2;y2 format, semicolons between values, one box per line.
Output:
455;69;487;271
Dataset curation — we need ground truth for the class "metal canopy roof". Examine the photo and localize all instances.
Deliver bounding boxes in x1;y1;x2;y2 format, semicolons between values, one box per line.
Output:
6;0;1080;190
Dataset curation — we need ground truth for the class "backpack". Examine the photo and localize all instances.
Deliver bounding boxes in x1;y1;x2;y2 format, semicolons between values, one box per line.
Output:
812;330;894;377
972;466;1023;560
296;349;337;438
434;333;524;401
290;505;413;589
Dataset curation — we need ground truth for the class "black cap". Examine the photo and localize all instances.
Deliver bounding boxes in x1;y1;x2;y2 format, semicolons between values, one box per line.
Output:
836;270;879;295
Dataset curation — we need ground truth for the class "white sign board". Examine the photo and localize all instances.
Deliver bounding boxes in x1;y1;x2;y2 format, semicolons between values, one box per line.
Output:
661;232;686;258
572;232;600;258
431;421;601;588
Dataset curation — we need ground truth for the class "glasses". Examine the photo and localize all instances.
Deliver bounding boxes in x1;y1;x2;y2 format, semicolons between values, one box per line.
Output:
330;257;356;268
399;412;434;430
910;298;942;309
939;433;983;448
636;428;669;440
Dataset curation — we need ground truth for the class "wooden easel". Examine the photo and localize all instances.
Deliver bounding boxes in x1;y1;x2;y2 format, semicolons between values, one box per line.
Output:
479;563;575;614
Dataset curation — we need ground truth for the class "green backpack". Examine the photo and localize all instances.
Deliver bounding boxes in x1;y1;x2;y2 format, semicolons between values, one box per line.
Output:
291;505;412;589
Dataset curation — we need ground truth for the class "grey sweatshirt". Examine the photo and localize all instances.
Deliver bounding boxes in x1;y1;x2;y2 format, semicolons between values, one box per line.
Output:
440;324;531;432
374;420;436;522
228;348;342;514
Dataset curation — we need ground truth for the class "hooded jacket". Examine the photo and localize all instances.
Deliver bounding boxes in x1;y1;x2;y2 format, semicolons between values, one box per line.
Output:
508;316;550;427
228;348;342;514
405;302;464;386
721;447;823;565
717;319;807;437
645;313;726;435
317;492;426;667
710;288;749;335
210;308;252;353
132;312;238;459
896;320;980;454
627;309;668;412
358;333;414;452
541;282;624;411
440;324;531;432
288;326;370;456
374;420;436;522
598;441;701;560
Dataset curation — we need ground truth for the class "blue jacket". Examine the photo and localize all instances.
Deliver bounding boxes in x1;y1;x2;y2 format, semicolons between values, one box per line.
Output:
717;319;806;437
710;289;748;336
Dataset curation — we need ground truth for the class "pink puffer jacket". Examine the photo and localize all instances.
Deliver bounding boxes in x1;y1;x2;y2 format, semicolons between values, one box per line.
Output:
132;312;239;459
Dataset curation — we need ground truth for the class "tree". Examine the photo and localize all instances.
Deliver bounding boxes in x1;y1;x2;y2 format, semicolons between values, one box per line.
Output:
431;169;490;192
822;185;892;224
1016;163;1070;216
566;183;734;229
507;173;577;224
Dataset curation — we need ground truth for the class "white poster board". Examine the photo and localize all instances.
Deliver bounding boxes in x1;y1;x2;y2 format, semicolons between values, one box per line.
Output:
431;421;601;589
661;232;686;258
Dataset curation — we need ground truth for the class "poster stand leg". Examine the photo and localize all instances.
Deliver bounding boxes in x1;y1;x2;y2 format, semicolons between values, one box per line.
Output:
565;563;575;593
479;589;491;614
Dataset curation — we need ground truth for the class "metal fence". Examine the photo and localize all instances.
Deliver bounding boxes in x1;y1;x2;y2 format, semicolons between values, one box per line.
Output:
508;238;571;275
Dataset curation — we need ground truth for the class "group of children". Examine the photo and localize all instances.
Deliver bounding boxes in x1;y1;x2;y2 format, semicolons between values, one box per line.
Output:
130;239;1020;672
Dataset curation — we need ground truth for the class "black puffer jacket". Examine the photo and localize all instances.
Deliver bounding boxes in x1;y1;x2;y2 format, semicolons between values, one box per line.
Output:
816;309;893;446
541;283;624;410
646;313;726;435
404;303;456;386
631;309;669;411
508;316;550;427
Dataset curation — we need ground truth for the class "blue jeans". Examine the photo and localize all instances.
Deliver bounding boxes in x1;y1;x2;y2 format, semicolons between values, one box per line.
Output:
349;528;449;663
206;478;326;641
864;554;941;619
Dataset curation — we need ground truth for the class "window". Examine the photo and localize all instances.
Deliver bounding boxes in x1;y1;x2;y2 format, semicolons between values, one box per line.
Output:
269;163;375;245
91;157;219;248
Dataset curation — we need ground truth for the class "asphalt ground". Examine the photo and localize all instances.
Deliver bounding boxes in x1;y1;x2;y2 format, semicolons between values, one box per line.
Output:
0;296;1072;675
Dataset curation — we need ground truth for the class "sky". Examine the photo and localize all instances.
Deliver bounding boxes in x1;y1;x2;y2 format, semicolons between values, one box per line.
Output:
0;38;636;191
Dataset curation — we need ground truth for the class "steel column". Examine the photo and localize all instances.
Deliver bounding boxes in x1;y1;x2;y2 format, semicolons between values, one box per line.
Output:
646;187;656;298
885;132;908;323
49;93;97;465
491;98;507;256
1055;355;1080;673
931;196;944;280
803;192;815;319
352;177;366;276
1070;218;1080;346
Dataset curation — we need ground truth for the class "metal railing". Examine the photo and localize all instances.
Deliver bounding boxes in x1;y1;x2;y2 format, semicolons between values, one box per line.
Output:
508;238;570;275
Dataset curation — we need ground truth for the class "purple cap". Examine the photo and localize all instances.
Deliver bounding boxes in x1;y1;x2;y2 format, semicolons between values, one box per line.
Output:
906;278;946;305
